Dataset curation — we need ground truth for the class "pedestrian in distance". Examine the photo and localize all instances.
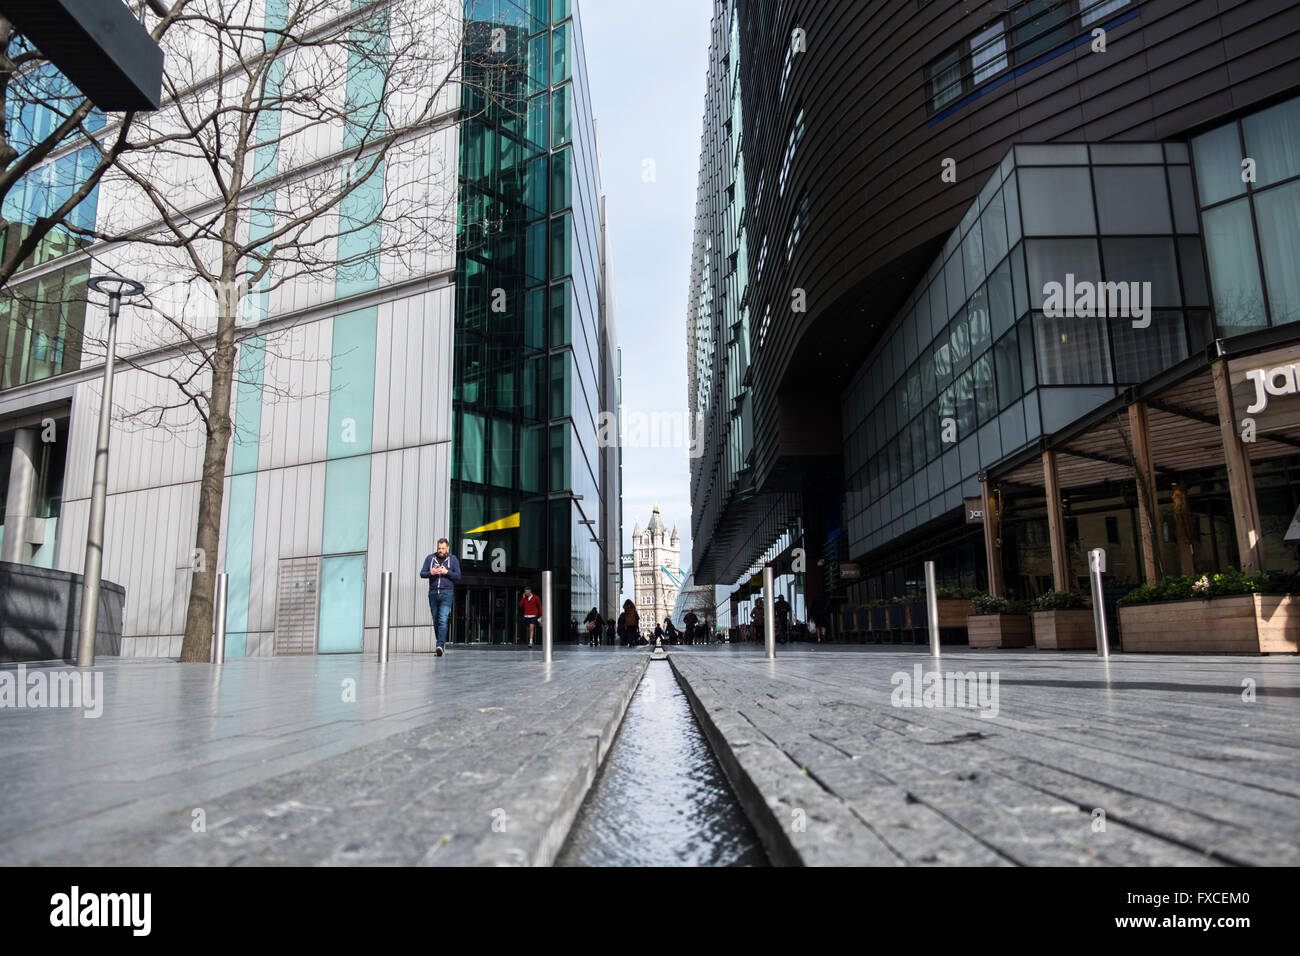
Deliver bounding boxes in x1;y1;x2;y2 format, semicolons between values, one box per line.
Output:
420;538;461;656
617;600;639;646
519;586;542;646
684;609;698;644
584;606;603;645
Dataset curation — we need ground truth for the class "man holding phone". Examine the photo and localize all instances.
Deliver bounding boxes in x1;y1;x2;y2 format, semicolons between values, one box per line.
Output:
420;538;461;656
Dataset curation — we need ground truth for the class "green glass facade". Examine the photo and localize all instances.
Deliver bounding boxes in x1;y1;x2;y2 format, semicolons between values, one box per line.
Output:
454;0;609;640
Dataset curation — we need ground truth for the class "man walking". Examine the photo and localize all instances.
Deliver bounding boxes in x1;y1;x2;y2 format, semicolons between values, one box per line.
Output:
519;586;542;646
420;538;461;656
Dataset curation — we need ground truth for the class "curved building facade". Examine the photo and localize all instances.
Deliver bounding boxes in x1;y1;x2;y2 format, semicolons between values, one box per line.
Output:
689;0;1300;620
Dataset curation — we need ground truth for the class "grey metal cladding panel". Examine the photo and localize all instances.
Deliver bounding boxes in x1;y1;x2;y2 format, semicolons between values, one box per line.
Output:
275;556;321;655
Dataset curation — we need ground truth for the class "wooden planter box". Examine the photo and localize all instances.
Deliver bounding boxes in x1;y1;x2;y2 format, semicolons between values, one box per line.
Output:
936;599;974;628
967;613;1032;648
1031;609;1096;649
1119;595;1300;654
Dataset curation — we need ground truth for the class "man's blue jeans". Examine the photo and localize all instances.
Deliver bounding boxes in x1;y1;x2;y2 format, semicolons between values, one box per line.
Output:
429;589;453;647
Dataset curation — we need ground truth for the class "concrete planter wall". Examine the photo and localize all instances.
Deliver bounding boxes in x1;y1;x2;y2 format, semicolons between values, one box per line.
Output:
1119;594;1300;653
0;562;125;663
1031;609;1096;649
966;613;1031;648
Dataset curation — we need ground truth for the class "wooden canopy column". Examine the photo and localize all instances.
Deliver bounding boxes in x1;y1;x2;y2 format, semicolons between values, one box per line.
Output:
1212;360;1263;573
1042;450;1070;591
1171;480;1196;575
1128;401;1161;584
980;477;1003;597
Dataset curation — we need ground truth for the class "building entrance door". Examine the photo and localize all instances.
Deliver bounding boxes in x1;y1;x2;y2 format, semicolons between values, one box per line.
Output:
458;584;521;644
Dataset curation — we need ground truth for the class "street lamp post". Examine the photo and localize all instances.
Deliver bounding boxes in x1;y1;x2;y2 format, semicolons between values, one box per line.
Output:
77;276;144;668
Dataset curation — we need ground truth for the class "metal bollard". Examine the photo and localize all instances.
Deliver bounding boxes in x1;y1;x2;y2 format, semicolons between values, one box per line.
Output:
212;572;228;665
763;565;776;660
542;569;553;664
378;570;392;663
1089;548;1110;659
924;560;941;659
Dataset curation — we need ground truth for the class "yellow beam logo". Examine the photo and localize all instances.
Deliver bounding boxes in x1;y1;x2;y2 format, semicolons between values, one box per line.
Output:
464;512;521;535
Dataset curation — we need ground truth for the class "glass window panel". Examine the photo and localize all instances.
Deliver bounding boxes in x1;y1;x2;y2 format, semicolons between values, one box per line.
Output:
526;93;549;151
1192;123;1246;207
1019;319;1037;391
1004;170;1022;246
549;352;569;416
523;153;547;219
981;187;1009;269
460;411;485;483
1243;97;1300;188
1101;237;1181;307
928;48;963;112
1111;311;1188;384
1168;165;1199;234
549;424;570;491
1026;238;1101;311
526;219;547;283
928;279;948;339
1178;236;1209;307
962;221;985;290
1081;0;1129;26
1018;167;1096;235
525;287;545;349
549;214;571;279
549;281;570;345
1255;179;1300;327
973;352;996;424
994;329;1022;409
551;147;571;210
1090;142;1161;164
1202;198;1266;335
551;22;571;83
934;338;952;383
552;0;570;22
1092;166;1173;234
527;32;548;94
551;83;571;147
971;22;1008;84
944;253;965;319
1033;313;1113;385
491;418;514;487
954;368;975;437
1011;243;1028;318
924;400;941;461
988;258;1015;339
968;284;991;357
1011;0;1072;62
921;343;937;404
949;316;970;372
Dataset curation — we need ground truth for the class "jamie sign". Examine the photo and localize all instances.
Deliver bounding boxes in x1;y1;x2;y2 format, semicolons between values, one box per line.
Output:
1229;347;1300;434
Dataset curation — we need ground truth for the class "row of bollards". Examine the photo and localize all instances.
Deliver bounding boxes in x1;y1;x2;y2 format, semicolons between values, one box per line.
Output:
209;568;556;665
755;552;1112;661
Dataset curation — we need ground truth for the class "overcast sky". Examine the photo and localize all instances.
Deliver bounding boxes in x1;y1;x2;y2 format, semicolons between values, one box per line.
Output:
580;0;714;595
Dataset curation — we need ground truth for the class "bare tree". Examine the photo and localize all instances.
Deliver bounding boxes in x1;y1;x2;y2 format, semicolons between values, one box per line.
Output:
71;0;518;661
0;6;186;289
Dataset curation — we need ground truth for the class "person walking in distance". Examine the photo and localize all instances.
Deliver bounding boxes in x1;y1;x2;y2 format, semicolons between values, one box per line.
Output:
519;586;542;646
420;538;461;656
617;599;639;646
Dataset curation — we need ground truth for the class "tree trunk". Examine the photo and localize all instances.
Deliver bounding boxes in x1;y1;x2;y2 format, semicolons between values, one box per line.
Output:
178;296;238;662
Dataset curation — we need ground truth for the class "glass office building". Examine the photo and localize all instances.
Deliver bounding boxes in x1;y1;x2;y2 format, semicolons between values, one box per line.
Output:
453;0;613;642
0;0;619;658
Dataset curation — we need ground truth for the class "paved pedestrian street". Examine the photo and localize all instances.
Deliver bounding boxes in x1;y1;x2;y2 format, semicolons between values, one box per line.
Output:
670;645;1300;866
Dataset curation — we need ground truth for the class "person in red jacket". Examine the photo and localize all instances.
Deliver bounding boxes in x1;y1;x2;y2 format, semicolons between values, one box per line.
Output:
519;586;542;646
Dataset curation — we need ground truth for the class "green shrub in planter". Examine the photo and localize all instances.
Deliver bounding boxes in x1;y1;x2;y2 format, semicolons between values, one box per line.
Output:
1118;569;1300;606
971;593;1028;615
1031;590;1089;611
934;586;981;599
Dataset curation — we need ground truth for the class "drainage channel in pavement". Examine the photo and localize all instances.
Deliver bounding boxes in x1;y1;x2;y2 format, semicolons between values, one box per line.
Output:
555;656;770;867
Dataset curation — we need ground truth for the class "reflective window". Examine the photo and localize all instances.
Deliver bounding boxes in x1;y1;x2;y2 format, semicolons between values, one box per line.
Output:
1011;0;1071;62
1243;97;1300;188
1101;237;1182;307
928;48;963;111
971;22;1008;84
1111;311;1188;384
1093;166;1172;234
1080;0;1129;26
1255;179;1300;326
1026;238;1101;310
1192;124;1246;207
1202;199;1266;335
552;22;571;83
550;147;571;211
1034;313;1113;385
1018;167;1096;235
994;329;1022;410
